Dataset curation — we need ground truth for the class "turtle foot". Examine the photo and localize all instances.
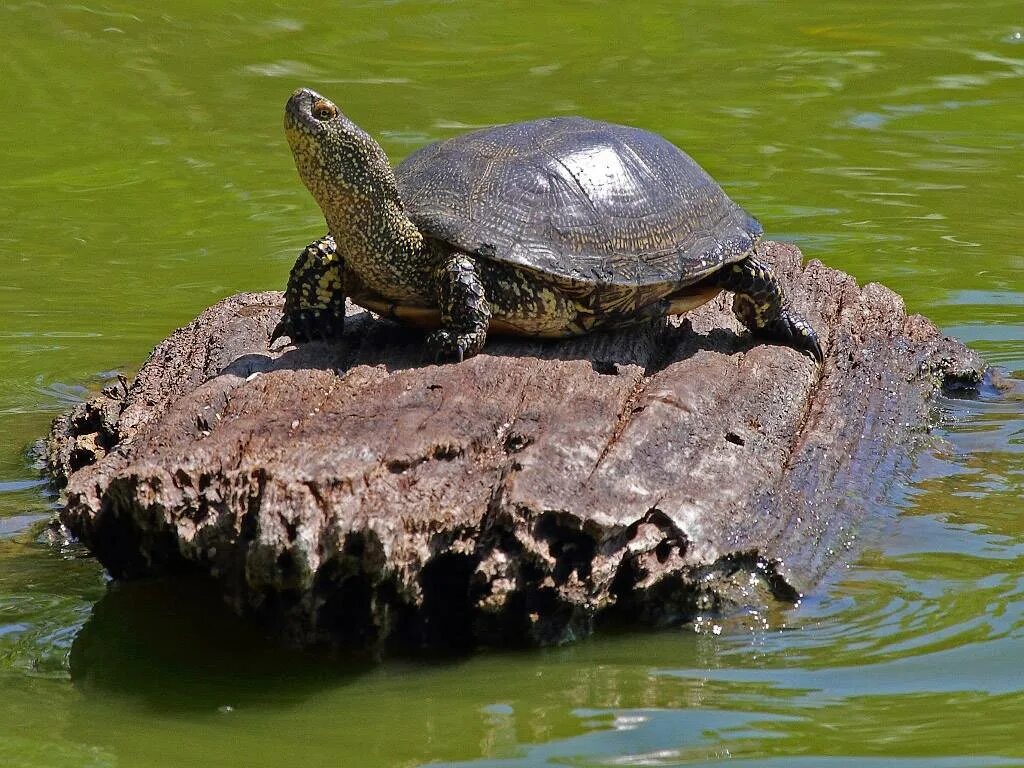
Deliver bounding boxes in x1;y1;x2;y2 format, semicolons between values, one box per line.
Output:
274;235;346;346
270;308;345;346
757;309;823;363
425;329;485;364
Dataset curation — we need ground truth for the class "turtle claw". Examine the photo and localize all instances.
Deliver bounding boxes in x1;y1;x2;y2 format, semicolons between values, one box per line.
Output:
271;310;345;346
805;332;824;364
426;330;461;364
764;310;823;364
270;315;294;345
425;330;476;364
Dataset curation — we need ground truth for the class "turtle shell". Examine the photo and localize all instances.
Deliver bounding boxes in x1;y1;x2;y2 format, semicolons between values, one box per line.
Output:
395;116;762;288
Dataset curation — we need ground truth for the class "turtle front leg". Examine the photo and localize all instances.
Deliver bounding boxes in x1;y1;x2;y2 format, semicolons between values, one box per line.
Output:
716;254;823;362
271;235;347;344
426;251;491;362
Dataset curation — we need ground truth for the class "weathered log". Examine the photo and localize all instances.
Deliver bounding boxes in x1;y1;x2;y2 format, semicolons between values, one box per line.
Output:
46;242;983;651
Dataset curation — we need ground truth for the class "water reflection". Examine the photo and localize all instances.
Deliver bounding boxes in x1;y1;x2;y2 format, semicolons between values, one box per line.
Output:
63;577;741;766
67;578;359;710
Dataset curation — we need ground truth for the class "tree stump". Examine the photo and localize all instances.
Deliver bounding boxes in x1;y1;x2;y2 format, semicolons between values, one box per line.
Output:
46;242;984;651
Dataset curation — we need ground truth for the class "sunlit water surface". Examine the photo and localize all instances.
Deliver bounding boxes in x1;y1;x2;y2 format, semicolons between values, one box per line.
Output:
1;1;1022;766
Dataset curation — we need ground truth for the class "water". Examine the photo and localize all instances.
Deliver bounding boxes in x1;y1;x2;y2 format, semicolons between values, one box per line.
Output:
2;1;1022;765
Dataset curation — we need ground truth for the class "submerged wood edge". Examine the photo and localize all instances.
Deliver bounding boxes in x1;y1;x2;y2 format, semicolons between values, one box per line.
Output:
44;242;985;652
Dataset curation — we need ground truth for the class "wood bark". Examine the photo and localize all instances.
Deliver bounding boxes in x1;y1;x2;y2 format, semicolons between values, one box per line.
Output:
46;242;984;651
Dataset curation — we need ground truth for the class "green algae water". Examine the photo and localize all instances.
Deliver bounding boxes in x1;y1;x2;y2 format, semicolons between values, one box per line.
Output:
2;0;1023;765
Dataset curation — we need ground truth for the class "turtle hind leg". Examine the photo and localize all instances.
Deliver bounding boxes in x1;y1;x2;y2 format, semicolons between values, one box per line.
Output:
716;254;823;363
271;235;346;344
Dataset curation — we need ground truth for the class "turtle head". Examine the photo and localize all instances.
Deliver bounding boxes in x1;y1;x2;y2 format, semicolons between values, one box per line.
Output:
284;88;401;222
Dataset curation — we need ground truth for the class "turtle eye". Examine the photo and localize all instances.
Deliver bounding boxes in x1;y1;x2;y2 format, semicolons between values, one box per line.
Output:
312;99;337;121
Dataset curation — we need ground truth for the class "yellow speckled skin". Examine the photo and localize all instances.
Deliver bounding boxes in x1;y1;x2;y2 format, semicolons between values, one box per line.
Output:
276;236;346;340
274;88;823;362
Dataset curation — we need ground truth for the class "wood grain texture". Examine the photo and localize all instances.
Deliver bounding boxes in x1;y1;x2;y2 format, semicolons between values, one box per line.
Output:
46;242;984;651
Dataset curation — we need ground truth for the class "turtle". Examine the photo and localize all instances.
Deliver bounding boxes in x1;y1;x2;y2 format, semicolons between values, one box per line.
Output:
272;87;823;364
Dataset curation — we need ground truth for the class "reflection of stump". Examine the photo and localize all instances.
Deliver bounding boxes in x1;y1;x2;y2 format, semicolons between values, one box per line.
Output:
68;578;346;708
47;242;983;652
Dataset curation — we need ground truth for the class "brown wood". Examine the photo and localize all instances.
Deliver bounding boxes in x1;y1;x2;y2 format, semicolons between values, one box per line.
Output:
46;242;984;651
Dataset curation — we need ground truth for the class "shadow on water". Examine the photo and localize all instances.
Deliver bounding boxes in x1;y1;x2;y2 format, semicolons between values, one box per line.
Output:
67;576;367;713
62;574;744;767
64;580;764;768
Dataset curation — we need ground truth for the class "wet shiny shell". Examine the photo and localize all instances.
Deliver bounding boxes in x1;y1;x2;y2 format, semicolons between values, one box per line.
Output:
395;116;762;288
